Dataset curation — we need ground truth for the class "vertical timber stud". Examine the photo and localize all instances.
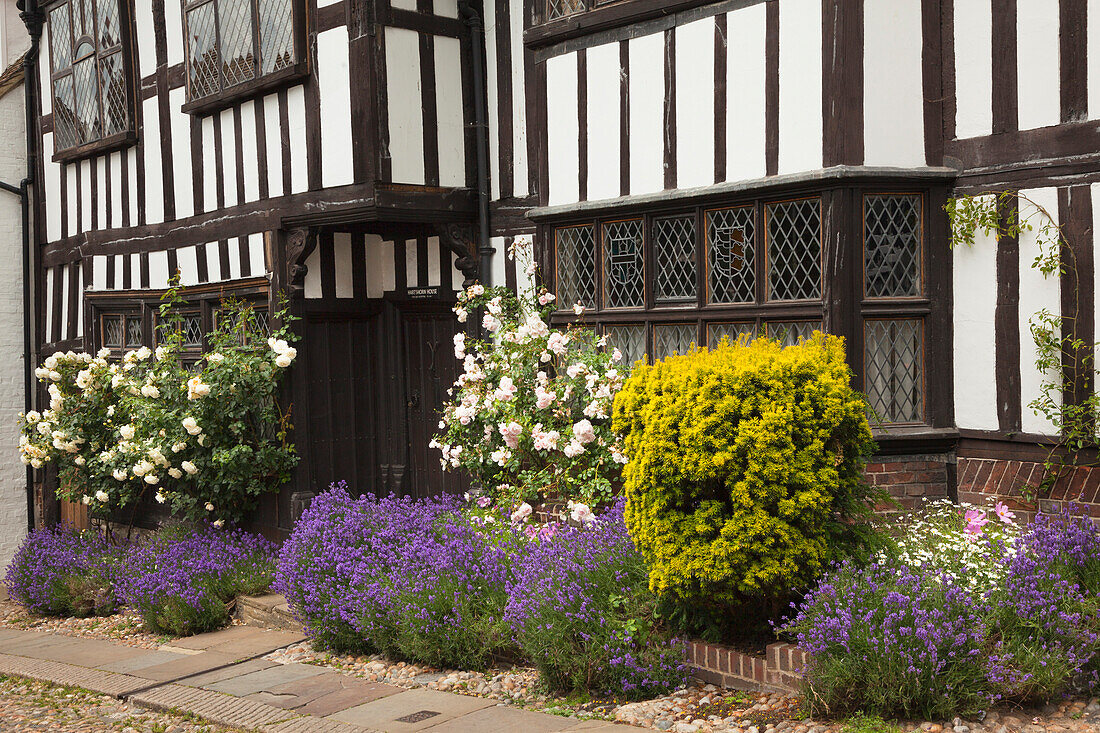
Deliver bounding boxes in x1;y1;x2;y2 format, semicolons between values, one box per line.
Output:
925;185;954;429
821;188;859;386
1060;0;1088;123
821;0;863;166
995;193;1022;433
1058;186;1094;423
991;0;1018;135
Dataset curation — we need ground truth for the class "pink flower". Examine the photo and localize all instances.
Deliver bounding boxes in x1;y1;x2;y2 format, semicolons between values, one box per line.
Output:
493;376;517;402
562;439;585;457
572;419;596;445
993;501;1017;525
524;524;539;540
538;292;556;305
570;502;596;524
547;332;570;355
963;508;990;537
538;524;557;541
510;502;533;523
476;496;492;508
535;386;556;409
532;427;560;451
499;421;523;449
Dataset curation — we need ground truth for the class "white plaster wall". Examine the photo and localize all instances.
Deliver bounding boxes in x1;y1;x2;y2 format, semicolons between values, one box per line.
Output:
1018;188;1062;435
318;26;354;189
0;80;26;572
953;196;999;431
1016;0;1060;130
545;51;578;205
863;0;924;167
586;42;620;202
629;33;664;195
954;0;993;138
435;36;466;188
676;18;715;189
725;2;766;182
777;0;822;174
509;1;528;197
385;27;425;185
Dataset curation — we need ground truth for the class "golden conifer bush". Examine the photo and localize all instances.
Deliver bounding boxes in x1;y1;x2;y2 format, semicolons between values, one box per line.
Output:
611;334;881;606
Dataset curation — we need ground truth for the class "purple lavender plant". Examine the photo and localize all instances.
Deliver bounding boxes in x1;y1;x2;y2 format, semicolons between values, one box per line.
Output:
782;561;993;719
504;499;687;699
117;524;275;636
4;525;123;617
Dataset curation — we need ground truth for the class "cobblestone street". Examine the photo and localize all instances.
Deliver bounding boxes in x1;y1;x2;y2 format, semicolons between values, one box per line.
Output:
0;674;240;732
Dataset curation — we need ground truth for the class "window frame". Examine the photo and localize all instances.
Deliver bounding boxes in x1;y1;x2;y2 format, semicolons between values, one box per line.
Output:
45;0;138;163
179;0;309;115
541;182;945;431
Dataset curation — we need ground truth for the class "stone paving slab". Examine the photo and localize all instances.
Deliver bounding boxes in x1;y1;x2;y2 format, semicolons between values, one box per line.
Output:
246;670;401;714
177;657;278;686
97;649;190;674
563;721;637;731
262;716;381;733
328;688;495;732
204;661;329;697
172;625;307;656
422;704;578;732
0;651;151;697
27;637;149;667
0;631;83;656
123;650;240;683
130;683;299;729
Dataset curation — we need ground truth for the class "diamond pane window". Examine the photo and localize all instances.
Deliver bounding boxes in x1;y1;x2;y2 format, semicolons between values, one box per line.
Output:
766;321;821;348
101;315;123;349
185;0;298;102
183;314;204;348
653;324;696;361
250;309;270;337
547;0;586;20
767;199;821;301
707;206;756;304
865;194;922;298
555;225;596;309
47;0;132;154
654;216;697;304
604;325;646;369
707;322;756;348
603;220;644;309
125;317;143;348
865;319;923;423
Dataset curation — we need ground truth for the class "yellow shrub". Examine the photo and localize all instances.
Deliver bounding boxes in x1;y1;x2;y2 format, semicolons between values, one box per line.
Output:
611;334;879;604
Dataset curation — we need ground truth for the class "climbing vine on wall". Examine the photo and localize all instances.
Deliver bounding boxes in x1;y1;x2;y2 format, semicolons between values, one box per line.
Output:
947;191;1096;502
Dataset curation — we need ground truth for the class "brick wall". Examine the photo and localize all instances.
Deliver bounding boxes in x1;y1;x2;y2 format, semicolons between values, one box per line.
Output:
0;81;26;574
958;457;1100;523
685;640;806;692
865;453;953;510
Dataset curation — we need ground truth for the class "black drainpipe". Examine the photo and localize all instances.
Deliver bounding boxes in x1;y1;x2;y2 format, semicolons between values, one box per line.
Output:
16;0;42;531
458;1;493;286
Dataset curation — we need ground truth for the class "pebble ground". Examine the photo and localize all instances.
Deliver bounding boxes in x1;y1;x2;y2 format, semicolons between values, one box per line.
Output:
0;674;245;732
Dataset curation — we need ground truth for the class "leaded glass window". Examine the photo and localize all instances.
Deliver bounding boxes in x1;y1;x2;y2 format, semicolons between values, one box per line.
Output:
125;316;143;347
603;325;646;368
652;324;696;361
766;320;820;348
767;199;821;301
48;0;131;154
101;314;123;348
865;194;922;298
100;313;143;353
555;225;596;309
653;216;696;305
865;319;923;423
707;322;756;348
707;206;755;304
603;219;644;309
547;0;586;20
183;0;298;102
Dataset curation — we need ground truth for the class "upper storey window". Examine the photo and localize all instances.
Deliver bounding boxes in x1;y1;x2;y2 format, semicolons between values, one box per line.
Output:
182;0;303;112
47;0;134;159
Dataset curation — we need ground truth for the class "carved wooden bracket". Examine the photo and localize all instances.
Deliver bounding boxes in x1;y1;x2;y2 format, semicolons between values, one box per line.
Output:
284;227;317;294
436;223;479;289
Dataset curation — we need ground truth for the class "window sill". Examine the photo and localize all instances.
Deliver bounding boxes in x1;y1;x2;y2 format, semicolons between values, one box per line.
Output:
872;426;958;455
182;62;309;117
53;130;137;164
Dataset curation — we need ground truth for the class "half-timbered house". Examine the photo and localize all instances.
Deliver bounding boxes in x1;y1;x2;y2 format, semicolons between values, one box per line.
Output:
17;0;1100;533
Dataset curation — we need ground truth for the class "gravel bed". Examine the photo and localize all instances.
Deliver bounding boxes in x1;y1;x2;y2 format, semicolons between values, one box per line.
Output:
265;642;1100;733
0;599;174;649
0;673;246;732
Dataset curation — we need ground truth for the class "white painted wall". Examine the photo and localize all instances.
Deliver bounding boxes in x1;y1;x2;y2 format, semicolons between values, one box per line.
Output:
0;66;26;571
953;196;999;431
435;36;466;188
863;0;924;166
1017;188;1062;435
629;32;664;195
725;2;766;182
954;0;993;138
586;42;619;202
318;26;354;189
676;18;715;189
1016;0;1060;130
545;51;579;205
385;27;426;185
777;0;822;174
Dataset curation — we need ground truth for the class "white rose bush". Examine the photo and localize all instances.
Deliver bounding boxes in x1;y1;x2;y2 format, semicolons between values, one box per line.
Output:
432;250;627;508
18;284;299;525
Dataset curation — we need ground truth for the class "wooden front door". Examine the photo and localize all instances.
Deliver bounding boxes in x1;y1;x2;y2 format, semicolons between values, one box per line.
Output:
402;304;464;498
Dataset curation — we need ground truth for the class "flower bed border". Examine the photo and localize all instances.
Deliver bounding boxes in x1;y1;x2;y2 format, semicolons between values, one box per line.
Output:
685;639;805;693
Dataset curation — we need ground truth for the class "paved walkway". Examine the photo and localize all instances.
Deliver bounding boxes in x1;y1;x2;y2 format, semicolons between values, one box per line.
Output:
0;626;628;732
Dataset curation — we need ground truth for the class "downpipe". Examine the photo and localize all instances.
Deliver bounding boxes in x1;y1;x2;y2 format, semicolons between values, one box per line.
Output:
459;1;494;287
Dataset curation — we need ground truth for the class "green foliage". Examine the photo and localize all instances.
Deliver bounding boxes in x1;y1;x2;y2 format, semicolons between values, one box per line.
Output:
947;192;1094;500
611;334;880;606
840;713;902;733
19;282;299;524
